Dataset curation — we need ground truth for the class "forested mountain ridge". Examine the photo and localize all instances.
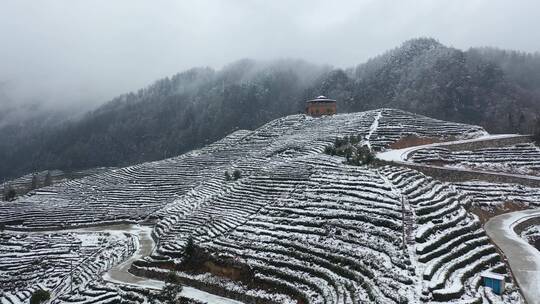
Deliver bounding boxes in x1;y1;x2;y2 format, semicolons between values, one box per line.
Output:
316;38;539;131
1;38;539;180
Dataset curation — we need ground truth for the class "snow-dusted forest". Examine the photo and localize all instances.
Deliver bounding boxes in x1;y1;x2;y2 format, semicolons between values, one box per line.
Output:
2;38;540;181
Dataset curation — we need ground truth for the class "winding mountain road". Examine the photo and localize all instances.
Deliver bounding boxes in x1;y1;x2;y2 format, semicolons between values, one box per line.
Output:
376;133;527;163
485;210;540;304
98;225;243;304
35;224;242;304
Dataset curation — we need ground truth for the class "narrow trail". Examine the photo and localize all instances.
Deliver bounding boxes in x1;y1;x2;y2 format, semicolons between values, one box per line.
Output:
402;198;415;245
364;111;382;151
377;170;421;304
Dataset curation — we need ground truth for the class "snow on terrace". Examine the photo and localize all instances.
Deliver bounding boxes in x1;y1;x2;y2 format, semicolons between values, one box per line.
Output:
0;229;134;304
454;181;540;209
100;226;243;304
377;166;521;302
138;112;515;303
376;134;519;163
141;154;413;303
521;224;540;247
1;109;500;304
0;109;485;231
410;142;540;176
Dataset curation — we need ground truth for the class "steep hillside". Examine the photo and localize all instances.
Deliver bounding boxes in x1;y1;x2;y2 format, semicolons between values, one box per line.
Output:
2;38;540;181
410;143;540;176
0;59;329;180
313;39;539;132
0;109;523;303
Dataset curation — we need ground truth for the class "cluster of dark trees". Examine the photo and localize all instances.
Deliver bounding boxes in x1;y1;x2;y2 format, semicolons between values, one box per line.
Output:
30;172;53;189
30;289;50;304
1;171;53;202
1;38;540;181
325;136;375;165
224;169;242;181
149;272;185;304
534;120;540;144
2;185;16;201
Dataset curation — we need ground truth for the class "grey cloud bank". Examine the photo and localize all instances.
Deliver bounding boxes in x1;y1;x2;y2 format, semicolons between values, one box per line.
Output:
1;0;539;111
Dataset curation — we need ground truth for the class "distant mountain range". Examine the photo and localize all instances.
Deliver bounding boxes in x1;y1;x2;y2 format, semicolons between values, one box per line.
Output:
1;37;540;180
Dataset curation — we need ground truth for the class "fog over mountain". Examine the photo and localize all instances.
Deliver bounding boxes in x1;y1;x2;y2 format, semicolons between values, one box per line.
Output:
1;37;540;180
2;1;540;180
1;0;540;117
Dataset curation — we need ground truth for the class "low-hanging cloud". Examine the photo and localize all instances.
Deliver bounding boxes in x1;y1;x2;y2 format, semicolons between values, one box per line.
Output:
1;0;539;113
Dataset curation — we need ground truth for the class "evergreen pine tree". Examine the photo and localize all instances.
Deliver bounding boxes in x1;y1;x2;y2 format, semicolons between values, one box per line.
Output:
30;289;50;304
533;118;540;145
30;173;38;190
233;169;242;180
3;184;16;201
184;236;195;261
153;272;183;304
44;171;52;186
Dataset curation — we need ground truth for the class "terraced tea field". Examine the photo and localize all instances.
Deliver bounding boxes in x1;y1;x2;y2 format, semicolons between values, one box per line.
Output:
410;143;540;176
0;109;531;303
0;229;134;304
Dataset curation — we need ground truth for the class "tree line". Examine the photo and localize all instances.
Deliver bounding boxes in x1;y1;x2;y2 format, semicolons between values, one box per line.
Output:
1;38;540;181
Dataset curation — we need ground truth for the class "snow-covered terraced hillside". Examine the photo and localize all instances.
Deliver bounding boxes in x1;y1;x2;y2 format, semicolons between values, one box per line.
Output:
0;167;116;197
1;109;523;303
0;231;134;304
521;224;540;250
143;155;413;303
378;166;516;303
366;109;486;150
0;109;484;231
454;181;540;209
0;130;252;229
410;143;540;175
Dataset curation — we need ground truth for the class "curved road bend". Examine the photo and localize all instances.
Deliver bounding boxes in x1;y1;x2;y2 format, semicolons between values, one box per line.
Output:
376;134;526;163
485;210;540;304
99;225;243;304
54;224;242;304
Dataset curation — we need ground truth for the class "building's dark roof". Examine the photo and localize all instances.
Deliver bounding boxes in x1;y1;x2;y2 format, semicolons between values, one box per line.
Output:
306;95;336;103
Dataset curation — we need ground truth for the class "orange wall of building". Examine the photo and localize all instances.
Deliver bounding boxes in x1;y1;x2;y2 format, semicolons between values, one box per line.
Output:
306;102;336;116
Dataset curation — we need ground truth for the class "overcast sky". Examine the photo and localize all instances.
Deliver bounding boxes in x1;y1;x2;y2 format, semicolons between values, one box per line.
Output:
1;0;539;112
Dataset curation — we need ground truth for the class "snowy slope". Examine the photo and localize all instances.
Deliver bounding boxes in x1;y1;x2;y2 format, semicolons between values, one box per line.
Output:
410;143;540;176
0;109;524;304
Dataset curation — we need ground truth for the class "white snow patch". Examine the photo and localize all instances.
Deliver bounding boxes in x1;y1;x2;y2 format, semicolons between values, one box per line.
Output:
364;111;382;150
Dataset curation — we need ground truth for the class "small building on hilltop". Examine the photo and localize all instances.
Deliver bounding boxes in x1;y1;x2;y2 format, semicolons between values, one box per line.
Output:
305;95;337;117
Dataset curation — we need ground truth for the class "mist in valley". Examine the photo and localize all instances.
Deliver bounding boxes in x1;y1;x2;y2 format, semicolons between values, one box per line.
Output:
1;0;540;180
2;0;540;120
